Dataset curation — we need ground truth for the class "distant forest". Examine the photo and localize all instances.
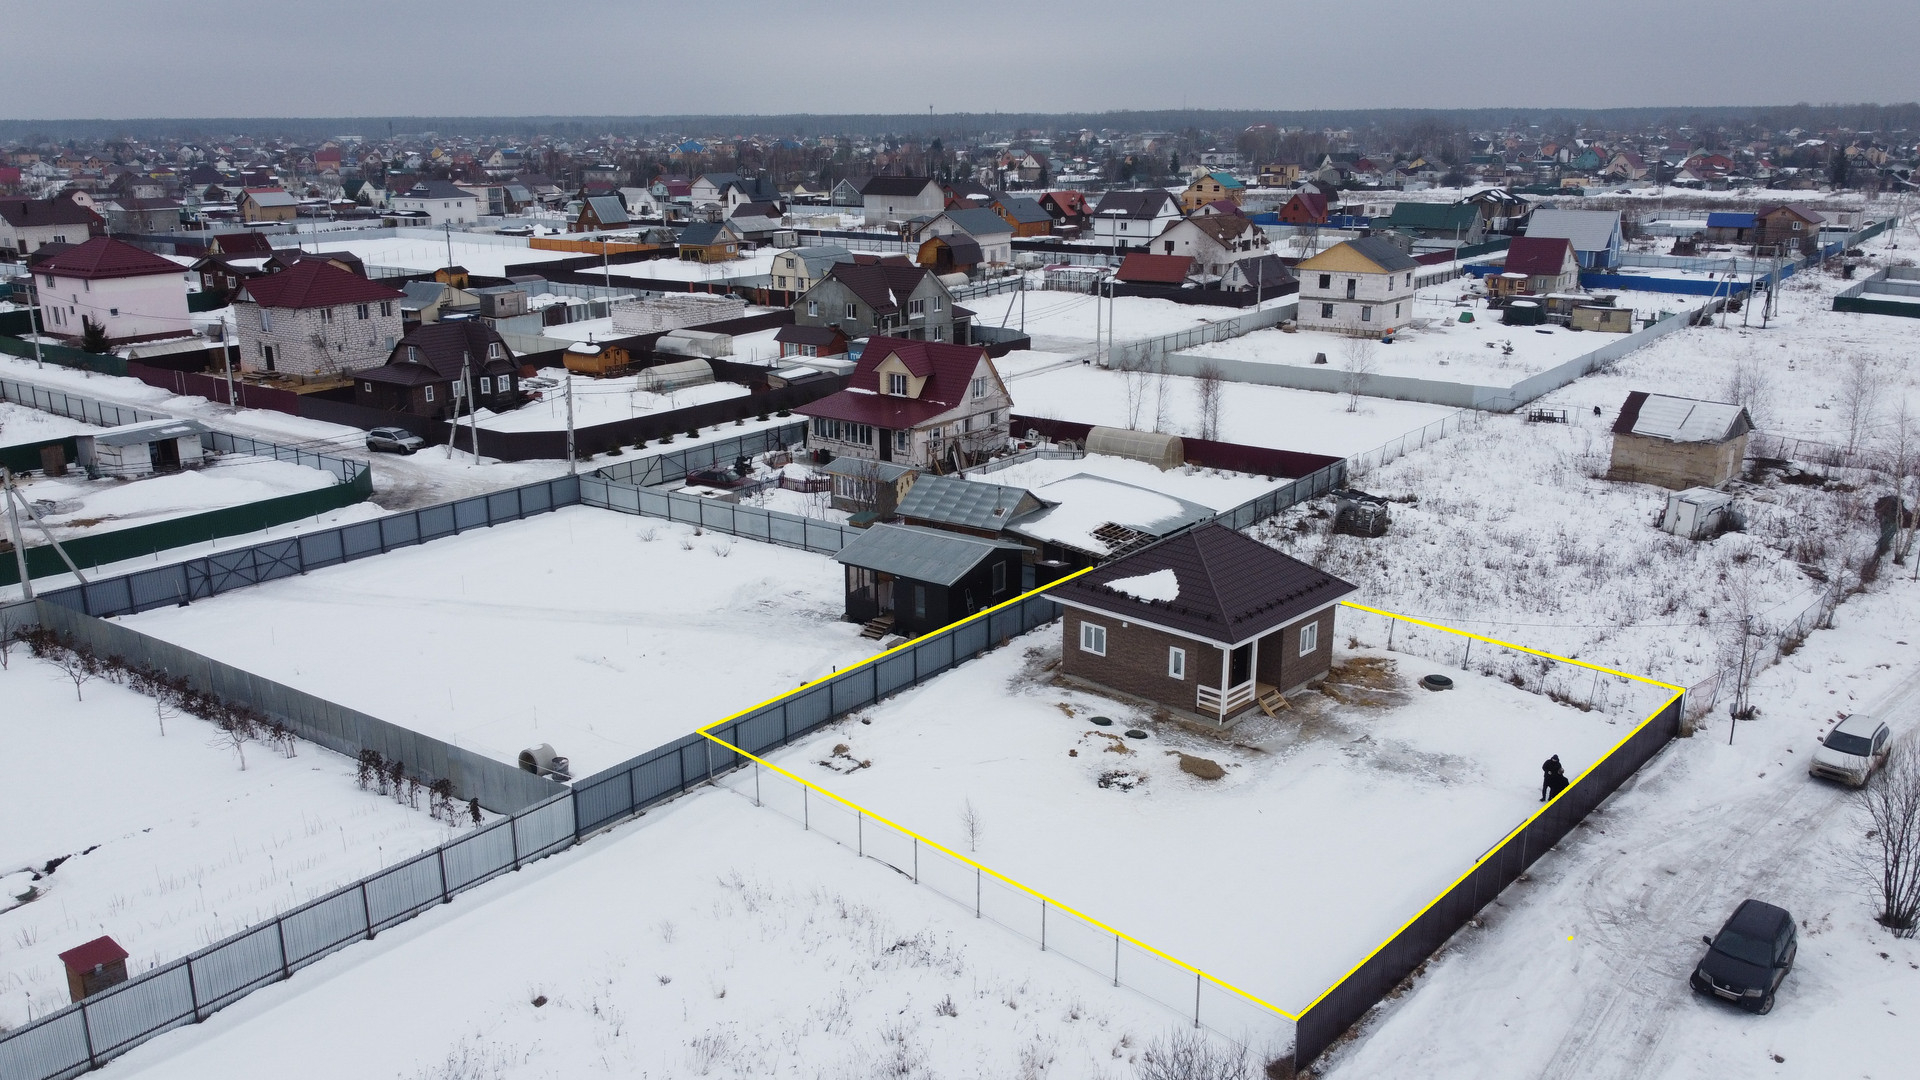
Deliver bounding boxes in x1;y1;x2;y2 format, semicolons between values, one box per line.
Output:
2;104;1916;144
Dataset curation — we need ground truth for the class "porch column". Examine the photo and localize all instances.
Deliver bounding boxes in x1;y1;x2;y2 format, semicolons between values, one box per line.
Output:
1217;645;1233;722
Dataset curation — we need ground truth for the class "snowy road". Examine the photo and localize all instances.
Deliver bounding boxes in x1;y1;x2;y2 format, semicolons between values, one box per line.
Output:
1322;580;1920;1080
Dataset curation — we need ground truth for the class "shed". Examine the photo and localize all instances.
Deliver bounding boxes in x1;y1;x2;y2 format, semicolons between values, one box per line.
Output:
916;234;983;276
821;456;919;516
1570;305;1633;333
564;341;633;377
1501;300;1546;326
834;522;1028;637
58;935;129;1003
1607;391;1754;489
1661;487;1736;540
76;418;210;478
1085;426;1184;469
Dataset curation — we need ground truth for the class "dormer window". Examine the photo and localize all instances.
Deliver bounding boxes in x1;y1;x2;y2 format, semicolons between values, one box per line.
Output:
407;346;419;362
888;373;908;395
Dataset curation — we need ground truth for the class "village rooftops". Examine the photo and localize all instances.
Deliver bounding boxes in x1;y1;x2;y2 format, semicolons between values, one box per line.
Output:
30;237;183;280
1612;391;1754;443
1050;522;1358;647
834;523;1029;587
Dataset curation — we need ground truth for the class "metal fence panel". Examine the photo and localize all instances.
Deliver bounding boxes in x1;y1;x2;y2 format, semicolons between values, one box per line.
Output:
188;924;283;1013
0;1009;90;1080
571;771;637;834
281;888;370;972
365;854;443;931
514;793;576;859
442;819;516;893
79;962;194;1058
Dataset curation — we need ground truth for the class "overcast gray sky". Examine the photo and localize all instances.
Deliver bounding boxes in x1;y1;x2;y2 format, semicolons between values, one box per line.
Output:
7;0;1917;119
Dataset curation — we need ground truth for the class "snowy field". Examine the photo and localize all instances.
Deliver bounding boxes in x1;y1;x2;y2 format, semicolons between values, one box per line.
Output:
118;507;883;775
279;235;583;278
1007;362;1461;456
105;787;1249;1080
970;452;1284;511
14;456;344;539
474;368;750;433
0;400;99;446
758;637;1667;1011
973;289;1292;353
0;653;464;1030
598;251;780;283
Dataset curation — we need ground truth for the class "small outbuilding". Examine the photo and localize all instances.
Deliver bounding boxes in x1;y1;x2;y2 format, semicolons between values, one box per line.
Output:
834;522;1027;638
1608;391;1754;490
76;418;210;478
1050;523;1359;725
821;457;919;518
564;341;633;376
58;935;129;1003
1085;426;1185;469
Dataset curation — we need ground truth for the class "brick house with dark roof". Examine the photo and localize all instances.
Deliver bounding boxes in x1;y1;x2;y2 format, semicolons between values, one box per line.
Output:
354;320;521;419
234;260;406;378
796;336;1011;470
1050;523;1359;725
1038;190;1091;231
794;259;966;344
1276;192;1329;225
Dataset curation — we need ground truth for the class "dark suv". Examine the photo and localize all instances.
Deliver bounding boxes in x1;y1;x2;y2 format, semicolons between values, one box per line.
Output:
1689;899;1796;1013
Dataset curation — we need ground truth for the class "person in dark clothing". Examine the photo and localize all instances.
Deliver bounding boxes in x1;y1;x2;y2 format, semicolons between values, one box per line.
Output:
1541;754;1567;802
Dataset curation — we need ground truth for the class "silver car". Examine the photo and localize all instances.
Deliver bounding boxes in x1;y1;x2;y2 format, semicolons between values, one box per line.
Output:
365;426;425;455
1809;714;1891;787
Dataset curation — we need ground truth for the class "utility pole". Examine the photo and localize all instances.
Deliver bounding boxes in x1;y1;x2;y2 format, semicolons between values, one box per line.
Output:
3;468;31;600
443;221;453;272
24;281;45;368
564;371;577;473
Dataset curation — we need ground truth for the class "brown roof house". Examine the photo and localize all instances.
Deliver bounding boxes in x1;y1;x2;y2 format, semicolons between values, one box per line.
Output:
1607;391;1754;489
796;336;1011;471
234;260;406;378
1051;523;1358;725
354;321;522;419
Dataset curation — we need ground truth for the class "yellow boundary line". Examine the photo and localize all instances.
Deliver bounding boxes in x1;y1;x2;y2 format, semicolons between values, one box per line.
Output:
688;579;1684;1026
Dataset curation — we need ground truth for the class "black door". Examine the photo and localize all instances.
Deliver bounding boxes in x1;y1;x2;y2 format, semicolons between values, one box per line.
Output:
151;439;182;472
879;431;893;462
1229;643;1252;685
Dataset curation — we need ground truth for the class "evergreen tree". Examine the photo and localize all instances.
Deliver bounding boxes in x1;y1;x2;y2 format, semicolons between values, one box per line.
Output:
1830;151;1850;189
79;317;111;354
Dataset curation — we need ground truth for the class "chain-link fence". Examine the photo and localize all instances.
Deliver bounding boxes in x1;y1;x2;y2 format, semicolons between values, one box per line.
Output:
1347;409;1483;478
0;791;574;1080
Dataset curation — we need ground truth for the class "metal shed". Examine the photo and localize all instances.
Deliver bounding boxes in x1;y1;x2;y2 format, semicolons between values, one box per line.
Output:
1085;427;1186;470
75;418;211;478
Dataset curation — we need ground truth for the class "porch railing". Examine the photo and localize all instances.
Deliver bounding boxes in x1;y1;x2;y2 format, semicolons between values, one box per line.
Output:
1197;679;1257;718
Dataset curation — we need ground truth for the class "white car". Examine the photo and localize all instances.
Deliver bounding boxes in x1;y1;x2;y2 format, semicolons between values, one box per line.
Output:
1809;714;1891;787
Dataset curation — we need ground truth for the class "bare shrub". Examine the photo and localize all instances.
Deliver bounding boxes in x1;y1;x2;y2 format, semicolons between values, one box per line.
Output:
1194;362;1225;442
1339;337;1378;414
1859;746;1920;931
1838;352;1887;454
1720;349;1774;428
1136;1028;1252;1080
959;798;985;853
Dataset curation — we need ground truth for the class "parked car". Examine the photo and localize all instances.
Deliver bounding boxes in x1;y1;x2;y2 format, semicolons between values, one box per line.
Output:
365;426;425;455
1809;714;1892;787
1689;899;1797;1014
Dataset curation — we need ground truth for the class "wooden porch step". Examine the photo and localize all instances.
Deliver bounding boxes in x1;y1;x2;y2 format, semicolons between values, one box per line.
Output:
1257;684;1290;718
860;615;896;640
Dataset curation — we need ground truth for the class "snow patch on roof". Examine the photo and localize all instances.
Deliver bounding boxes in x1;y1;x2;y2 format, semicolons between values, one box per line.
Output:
1105;568;1179;604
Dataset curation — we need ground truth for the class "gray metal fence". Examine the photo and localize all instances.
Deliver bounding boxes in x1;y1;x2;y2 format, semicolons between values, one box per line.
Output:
581;475;858;555
573;590;1063;836
591;423;809;489
0;790;574;1080
0;375;165;428
38;475;582;619
1212;462;1346;529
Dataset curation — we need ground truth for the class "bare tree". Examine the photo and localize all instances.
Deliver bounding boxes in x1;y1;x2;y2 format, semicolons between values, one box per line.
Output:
1720;349;1774;429
1838;352;1886;454
1193;361;1225;442
1339;336;1378;414
1137;1029;1252;1080
1859;746;1920;932
1885;395;1918;567
958;798;985;854
51;647;103;702
1117;351;1151;430
1151;365;1173;433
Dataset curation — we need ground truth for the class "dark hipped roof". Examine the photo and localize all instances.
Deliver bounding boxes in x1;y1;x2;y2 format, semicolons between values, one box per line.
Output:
1335;236;1420;273
993;196;1053;225
0;197;98;228
834;523;1026;586
775;324;845;347
241;259;405;309
861;176;939;197
815;260;942;317
32;237;183;280
207;231;274;256
925;234;984;264
679;221;740;247
1501;236;1576;277
939;207;1015;237
362;320;516;385
1116;252;1193;284
1091;189;1179;221
1050;522;1358;646
1387;201;1478;233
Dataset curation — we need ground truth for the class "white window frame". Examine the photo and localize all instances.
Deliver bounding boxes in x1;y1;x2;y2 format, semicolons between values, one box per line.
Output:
479;377;492;394
1298;621;1319;656
1079;621;1107;656
423;385;435;403
888;373;908;395
807;300;818;316
1168;647;1186;679
991;561;1006;594
971;376;987;399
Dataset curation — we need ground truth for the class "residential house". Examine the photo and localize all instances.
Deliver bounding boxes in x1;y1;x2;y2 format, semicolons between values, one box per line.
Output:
1276;191;1329;225
1051;522;1358;724
796;336;1011;470
1088;189;1182;248
834;523;1028;638
1150;214;1271;279
29;237;191;345
1523;208;1622;269
991;195;1054;237
1012;150;1049;185
390;181;479;225
921;207;1014;267
1602;152;1649;180
1180;170;1245;212
1294;236;1420;336
775;323;848;360
829;178;867;207
917;233;983;277
1704;211;1757;243
860;176;945;223
942;179;994;208
236;187;297;223
354;320;521;419
1220;254;1295;297
726;202;785;244
1038;190;1092;231
676;220;743;262
1607;391;1754;489
1385;202;1484;243
1115;252;1194;287
101;197;182;235
771;244;853;295
616;185;662;218
1755;204;1824;253
1495;236;1580;295
572;195;628;232
794;260;965;343
0;197;101;256
1258;163;1302;186
1464;188;1531;233
233;259;406;378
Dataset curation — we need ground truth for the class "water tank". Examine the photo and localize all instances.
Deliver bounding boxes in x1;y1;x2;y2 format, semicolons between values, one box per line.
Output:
1085;426;1186;469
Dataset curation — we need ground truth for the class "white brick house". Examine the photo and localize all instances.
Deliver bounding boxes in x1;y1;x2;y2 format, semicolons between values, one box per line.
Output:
1293;237;1420;336
233;259;407;378
390;181;478;225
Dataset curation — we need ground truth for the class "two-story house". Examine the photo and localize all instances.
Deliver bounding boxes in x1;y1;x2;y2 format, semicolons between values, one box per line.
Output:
390;181;479;225
353;320;520;419
233;259;407;378
860;176;944;223
794;259;966;343
1180;171;1245;213
29;237;191;345
797;337;1012;470
1088;189;1182;248
1150;214;1271;279
919;207;1014;267
236;187;297;224
1294;237;1420;336
770;245;854;295
0;197;101;257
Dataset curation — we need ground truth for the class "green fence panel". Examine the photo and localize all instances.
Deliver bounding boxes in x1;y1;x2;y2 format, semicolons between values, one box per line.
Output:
0;336;127;377
0;309;34;336
0;468;372;587
0;436;79;474
187;291;227;313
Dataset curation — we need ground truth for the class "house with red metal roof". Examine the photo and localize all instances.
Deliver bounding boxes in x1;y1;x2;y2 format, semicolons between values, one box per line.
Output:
29;236;191;345
1494;236;1579;296
233;259;406;378
1276;191;1329;226
1115;252;1194;286
796;336;1012;471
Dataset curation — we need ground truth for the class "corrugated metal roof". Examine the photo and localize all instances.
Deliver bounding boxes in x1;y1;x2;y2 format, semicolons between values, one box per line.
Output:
85;418;211;446
834;523;1025;586
1525;208;1622;254
1614;391;1752;443
1705;212;1756;229
895;473;1043;532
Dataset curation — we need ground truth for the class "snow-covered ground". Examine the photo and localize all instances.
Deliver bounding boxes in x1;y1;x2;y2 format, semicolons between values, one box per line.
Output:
597;251;780;283
105;787;1247;1080
971;452;1284;511
1006;362;1461;456
280;236;583;278
119;508;883;775
755;636;1667;1012
14;456;343;539
472;368;750;433
0;653;465;1030
0;400;99;446
973;290;1291;353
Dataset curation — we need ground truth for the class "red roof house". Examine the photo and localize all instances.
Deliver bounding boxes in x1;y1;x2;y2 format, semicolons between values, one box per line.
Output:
1496;236;1580;294
1277;192;1329;225
796;336;1012;469
1115;252;1194;285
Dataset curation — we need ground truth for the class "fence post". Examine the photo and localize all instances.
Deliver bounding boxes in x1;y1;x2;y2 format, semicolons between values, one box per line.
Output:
754;762;761;807
277;917;290;978
1041;899;1047;951
1114;934;1121;987
360;881;373;939
1194;972;1202;1028
913;837;918;884
185;956;202;1021
511;812;523;870
438;848;451;903
81;1001;98;1068
976;867;981;917
857;810;863;857
803;784;808;830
